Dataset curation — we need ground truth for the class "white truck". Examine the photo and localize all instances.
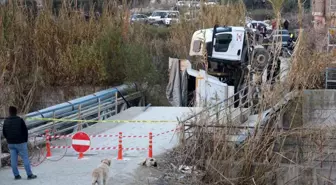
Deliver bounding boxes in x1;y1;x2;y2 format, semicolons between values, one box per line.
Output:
167;25;288;108
189;25;272;100
148;10;180;26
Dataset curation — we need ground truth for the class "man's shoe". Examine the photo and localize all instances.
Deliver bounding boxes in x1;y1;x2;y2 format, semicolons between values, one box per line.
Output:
14;175;22;180
27;174;37;180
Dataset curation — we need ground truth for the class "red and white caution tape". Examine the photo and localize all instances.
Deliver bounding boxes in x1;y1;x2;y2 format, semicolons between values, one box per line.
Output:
50;146;147;151
50;146;71;149
153;128;180;137
90;134;119;138
123;147;147;151
48;127;180;139
48;134;72;139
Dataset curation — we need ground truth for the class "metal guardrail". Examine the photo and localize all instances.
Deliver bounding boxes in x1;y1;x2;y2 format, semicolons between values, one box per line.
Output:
325;67;336;89
327;28;336;53
179;68;289;144
179;84;253;142
0;88;143;168
26;91;143;137
330;0;336;13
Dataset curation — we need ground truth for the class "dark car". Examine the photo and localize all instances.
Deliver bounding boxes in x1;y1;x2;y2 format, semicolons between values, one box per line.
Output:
130;14;148;24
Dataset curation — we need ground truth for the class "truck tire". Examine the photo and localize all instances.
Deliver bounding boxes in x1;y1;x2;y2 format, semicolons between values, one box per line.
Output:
252;47;270;72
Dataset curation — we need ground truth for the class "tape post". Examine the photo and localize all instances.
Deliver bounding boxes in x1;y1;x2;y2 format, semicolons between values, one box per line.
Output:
25;117;178;123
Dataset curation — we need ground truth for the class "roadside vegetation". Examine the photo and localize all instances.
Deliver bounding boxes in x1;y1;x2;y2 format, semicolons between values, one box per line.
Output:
0;0;248;114
2;0;336;184
172;0;336;185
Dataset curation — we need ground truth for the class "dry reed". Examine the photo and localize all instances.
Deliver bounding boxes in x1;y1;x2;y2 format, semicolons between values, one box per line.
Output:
175;1;336;185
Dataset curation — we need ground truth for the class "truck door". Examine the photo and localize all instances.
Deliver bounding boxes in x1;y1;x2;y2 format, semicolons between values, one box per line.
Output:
212;31;244;61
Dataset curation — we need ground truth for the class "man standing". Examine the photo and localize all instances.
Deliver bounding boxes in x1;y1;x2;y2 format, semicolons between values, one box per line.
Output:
283;19;289;30
2;106;37;180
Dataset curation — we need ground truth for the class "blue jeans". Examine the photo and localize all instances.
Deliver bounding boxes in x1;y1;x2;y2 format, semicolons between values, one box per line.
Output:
8;142;33;177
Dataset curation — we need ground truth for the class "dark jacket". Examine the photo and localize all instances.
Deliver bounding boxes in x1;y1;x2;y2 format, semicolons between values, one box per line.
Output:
283;20;289;30
2;116;28;144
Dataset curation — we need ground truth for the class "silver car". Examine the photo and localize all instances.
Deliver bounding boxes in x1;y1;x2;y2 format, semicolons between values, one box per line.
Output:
130;14;148;24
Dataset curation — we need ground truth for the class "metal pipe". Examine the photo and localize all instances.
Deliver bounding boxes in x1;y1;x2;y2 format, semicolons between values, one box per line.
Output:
25;83;136;120
27;91;141;136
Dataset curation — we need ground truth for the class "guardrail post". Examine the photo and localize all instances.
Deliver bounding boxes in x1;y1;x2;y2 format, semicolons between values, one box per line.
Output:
149;132;153;158
45;130;52;158
52;111;56;134
117;132;123;160
115;92;118;115
0;126;2;168
239;91;243;124
98;98;101;120
77;104;82;131
179;121;185;147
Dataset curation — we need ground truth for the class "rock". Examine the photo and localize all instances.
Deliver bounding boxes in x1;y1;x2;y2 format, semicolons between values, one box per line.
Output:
178;165;197;174
178;175;185;180
147;177;159;184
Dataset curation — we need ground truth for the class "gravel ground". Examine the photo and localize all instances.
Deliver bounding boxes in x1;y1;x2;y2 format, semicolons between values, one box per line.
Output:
128;149;205;185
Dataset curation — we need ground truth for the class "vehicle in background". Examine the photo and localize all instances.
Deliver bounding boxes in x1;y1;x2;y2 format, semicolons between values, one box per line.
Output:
176;1;188;7
130;13;148;24
270;29;289;36
246;20;272;34
148;10;180;26
196;0;217;7
204;1;217;6
262;29;291;56
269;32;290;47
189;1;200;8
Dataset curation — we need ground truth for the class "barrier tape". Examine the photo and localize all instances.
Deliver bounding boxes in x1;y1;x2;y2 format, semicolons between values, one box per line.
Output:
47;128;180;139
50;146;147;151
26;117;178;123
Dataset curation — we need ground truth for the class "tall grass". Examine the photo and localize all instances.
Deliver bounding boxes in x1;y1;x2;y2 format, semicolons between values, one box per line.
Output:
175;1;336;185
0;2;165;113
0;1;248;114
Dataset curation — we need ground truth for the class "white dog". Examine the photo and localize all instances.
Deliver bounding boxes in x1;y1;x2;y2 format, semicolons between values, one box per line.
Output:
140;158;158;167
91;159;111;185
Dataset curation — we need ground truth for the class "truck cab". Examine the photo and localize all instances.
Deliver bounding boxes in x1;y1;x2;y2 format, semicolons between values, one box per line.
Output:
190;26;247;66
190;25;270;72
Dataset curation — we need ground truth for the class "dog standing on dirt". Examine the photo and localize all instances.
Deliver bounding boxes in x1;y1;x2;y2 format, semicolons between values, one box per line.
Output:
91;159;111;185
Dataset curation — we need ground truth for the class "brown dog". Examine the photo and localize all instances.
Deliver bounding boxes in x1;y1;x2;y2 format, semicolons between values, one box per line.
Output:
91;159;111;185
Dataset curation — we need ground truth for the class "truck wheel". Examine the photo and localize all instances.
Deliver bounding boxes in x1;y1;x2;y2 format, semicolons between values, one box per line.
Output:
252;48;270;72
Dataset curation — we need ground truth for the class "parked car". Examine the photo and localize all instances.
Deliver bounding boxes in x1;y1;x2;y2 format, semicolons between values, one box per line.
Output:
196;0;217;7
148;10;180;26
130;13;148;24
189;1;200;8
271;34;290;47
263;30;290;49
176;1;188;7
204;1;217;6
271;29;289;36
247;20;272;33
